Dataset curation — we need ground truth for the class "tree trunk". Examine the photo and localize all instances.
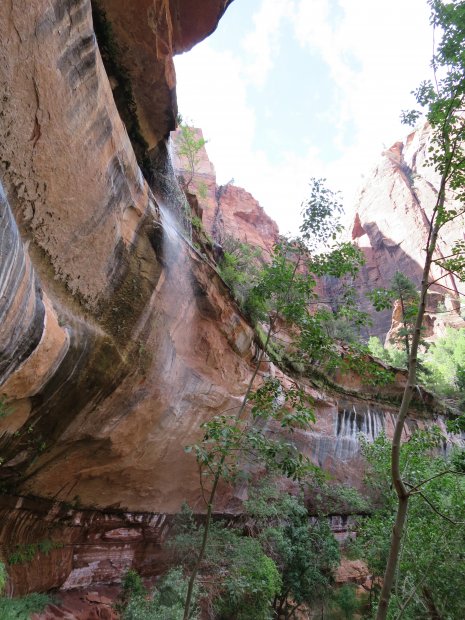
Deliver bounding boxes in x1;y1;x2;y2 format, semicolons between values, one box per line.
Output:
183;473;219;620
183;321;274;619
375;202;443;619
422;586;443;620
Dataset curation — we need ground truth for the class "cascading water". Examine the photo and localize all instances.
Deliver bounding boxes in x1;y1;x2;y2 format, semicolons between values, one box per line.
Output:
309;405;385;465
158;202;184;264
334;406;384;460
146;136;192;237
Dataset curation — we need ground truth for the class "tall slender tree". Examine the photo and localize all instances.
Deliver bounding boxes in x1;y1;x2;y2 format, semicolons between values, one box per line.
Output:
182;179;364;619
376;2;465;618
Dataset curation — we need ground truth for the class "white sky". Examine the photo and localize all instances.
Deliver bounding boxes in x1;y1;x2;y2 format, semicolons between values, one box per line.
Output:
174;0;433;235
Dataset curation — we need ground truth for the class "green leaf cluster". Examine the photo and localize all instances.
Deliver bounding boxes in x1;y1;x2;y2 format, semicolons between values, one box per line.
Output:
245;485;340;618
218;235;263;308
169;509;280;620
122;567;199;620
0;592;51;620
188;377;318;485
175;122;207;191
421;327;465;399
367;337;407;369
353;432;465;619
7;539;63;565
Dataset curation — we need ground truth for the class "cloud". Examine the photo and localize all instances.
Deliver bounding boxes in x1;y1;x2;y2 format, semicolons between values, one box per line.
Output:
175;44;256;177
174;0;434;235
241;0;294;87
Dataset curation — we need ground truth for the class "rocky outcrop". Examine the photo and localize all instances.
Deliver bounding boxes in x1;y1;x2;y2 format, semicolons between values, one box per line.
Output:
349;126;465;340
213;184;279;252
93;0;234;156
171;127;279;252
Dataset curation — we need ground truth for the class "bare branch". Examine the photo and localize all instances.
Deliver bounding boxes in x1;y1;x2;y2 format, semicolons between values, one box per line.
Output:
427;271;465;289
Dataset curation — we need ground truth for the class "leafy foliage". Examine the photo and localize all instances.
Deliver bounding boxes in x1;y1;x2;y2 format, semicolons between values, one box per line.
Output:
353;432;465;619
215;539;281;620
218;236;264;308
367;272;419;362
367;337;407;369
188;377;317;486
299;178;343;251
0;592;52;620
0;562;7;595
169;508;280;620
175;122;207;191
183;177;366;618
7;539;63;565
421;327;465;399
331;584;361;620
122;567;199;620
245;485;340;618
121;569;146;606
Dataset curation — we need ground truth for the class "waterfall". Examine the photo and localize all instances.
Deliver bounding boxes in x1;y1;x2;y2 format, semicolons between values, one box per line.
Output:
158;202;183;265
147;137;192;236
308;405;386;465
334;406;384;460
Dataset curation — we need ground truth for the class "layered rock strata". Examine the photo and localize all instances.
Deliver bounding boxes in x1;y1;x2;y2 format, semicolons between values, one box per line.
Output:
350;127;465;340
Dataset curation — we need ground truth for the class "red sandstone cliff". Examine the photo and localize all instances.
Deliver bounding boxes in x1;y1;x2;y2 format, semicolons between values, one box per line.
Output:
171;127;279;253
0;1;459;598
349;126;465;340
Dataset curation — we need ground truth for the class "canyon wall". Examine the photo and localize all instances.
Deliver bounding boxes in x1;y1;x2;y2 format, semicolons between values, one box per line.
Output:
0;0;460;597
350;126;465;340
171;127;279;252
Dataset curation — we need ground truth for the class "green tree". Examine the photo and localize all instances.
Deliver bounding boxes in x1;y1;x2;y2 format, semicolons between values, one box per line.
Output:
0;592;51;620
354;431;465;619
182;179;365;619
245;485;340;618
376;3;465;616
332;584;361;620
174;121;207;191
182;379;316;619
218;235;264;308
122;567;199;620
368;271;419;363
214;538;281;620
169;507;281;620
367;337;407;369
421;327;465;399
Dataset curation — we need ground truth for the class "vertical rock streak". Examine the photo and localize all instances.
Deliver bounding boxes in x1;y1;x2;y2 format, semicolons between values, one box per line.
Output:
0;185;45;384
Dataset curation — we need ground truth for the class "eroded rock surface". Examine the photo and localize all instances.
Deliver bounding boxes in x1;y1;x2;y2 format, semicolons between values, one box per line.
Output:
349;127;465;340
171;127;279;252
0;0;460;598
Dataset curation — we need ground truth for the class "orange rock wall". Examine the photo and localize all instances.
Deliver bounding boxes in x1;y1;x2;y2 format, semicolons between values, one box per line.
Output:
350;127;465;340
171;127;279;252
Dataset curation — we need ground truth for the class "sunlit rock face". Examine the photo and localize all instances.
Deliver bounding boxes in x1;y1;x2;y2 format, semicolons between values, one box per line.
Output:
171;128;279;253
349;126;465;341
0;0;251;507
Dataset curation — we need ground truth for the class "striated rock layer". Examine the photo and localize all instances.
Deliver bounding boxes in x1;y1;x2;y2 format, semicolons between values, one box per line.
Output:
350;126;465;340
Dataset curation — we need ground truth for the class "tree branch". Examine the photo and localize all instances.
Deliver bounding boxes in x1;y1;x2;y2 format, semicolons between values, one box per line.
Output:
406;469;465;494
417;490;465;525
